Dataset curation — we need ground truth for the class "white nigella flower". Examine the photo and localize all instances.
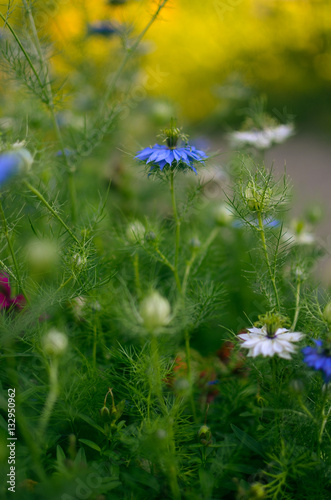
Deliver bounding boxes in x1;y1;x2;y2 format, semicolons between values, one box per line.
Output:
230;124;294;150
238;326;304;359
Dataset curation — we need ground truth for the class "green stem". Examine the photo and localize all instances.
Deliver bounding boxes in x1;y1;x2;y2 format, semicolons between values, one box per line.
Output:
93;321;97;368
170;171;182;293
0;199;29;299
133;253;141;298
185;330;197;421
22;0;77;223
257;211;280;310
56;275;74;294
291;279;301;331
0;12;46;99
182;252;197;297
317;384;330;457
24;181;80;245
150;334;167;413
39;358;59;436
154;247;175;272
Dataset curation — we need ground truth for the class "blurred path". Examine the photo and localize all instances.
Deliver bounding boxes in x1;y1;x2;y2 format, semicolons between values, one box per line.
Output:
266;132;331;284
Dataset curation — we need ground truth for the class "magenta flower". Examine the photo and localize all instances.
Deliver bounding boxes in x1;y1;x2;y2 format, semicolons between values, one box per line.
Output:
0;273;26;311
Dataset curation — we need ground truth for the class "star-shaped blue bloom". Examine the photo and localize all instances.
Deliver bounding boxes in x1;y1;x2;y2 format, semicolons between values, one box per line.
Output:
0;153;21;186
135;144;207;174
302;340;331;383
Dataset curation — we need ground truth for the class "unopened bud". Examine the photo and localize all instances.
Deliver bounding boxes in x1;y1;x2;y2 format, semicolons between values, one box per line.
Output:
100;406;111;419
25;239;59;276
248;483;266;499
42;329;68;357
198;425;212;445
73;253;87;270
126;221;145;243
145;231;156;242
289;379;305;394
189;237;201;249
214;203;233;226
244;182;272;212
140;291;171;332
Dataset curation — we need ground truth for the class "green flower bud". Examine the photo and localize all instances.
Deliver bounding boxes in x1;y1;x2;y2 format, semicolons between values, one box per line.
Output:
145;231;156;242
140;291;171;332
198;425;212;445
214;203;233;226
244;181;272;212
72;253;87;270
42;329;68;357
289;379;305;394
25;238;59;276
248;483;266;499
126;221;145;243
189;237;201;249
100;406;111;419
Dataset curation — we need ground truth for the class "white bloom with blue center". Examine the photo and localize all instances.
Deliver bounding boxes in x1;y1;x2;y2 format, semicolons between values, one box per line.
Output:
238;326;304;359
230;124;294;150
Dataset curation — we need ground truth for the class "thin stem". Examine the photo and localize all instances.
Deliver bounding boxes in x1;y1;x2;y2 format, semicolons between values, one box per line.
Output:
150;334;167;414
22;0;77;222
92;321;97;368
317;384;330;456
0;12;46;98
154;247;175;272
0;199;29;299
39;358;59;436
170;171;182;293
24;181;80;245
185;329;197;422
56;275;74;294
133;252;141;298
291;279;301;331
182;252;197;296
257;211;280;310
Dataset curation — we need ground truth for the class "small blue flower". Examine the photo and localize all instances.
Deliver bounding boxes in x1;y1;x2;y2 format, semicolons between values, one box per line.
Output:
87;21;119;37
232;217;281;229
302;340;331;382
135;144;207;174
0;153;21;186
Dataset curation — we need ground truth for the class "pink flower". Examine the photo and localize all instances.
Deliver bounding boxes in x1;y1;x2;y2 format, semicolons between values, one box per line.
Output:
0;273;26;311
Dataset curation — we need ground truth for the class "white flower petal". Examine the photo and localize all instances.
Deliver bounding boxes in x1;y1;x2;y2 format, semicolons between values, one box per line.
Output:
278;332;304;342
275;328;288;335
261;340;275;357
247;327;264;335
241;338;263;348
272;339;285;353
251;342;264;357
276;339;296;352
277;350;293;360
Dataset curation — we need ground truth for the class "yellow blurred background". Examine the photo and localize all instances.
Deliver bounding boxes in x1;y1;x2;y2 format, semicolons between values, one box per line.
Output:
44;0;331;123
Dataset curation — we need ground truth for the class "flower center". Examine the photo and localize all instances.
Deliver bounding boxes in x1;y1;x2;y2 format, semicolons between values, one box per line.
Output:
159;120;188;149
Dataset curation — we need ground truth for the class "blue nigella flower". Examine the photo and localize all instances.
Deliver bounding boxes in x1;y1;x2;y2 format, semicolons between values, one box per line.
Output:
0;152;21;186
87;21;119;37
232;217;281;229
135;144;207;174
302;340;331;383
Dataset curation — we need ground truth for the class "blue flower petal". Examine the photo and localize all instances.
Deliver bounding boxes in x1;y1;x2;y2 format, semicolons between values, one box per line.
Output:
135;142;207;173
0;153;21;185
